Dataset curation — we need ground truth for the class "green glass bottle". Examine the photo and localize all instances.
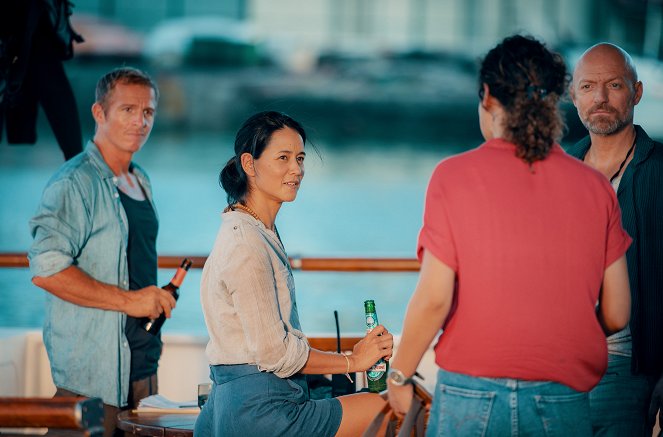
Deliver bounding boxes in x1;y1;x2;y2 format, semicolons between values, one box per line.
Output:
364;300;389;392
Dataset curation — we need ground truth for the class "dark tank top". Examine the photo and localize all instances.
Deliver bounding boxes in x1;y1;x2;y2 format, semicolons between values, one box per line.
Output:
118;189;160;382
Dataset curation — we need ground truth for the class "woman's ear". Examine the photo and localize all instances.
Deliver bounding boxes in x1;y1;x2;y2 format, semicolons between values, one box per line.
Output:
481;84;505;117
240;153;255;177
481;83;491;109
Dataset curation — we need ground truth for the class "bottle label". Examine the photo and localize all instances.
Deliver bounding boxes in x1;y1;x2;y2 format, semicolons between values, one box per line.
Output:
367;361;387;381
365;309;386;381
365;312;378;331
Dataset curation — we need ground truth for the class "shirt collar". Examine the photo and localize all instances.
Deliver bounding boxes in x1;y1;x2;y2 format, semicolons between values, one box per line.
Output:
481;138;564;155
631;125;655;167
85;140;116;179
85;140;140;179
572;125;654;168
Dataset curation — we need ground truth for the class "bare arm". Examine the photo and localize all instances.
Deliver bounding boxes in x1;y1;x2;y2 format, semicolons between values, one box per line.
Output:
391;250;455;378
300;325;393;375
388;250;455;414
596;255;631;336
32;265;176;319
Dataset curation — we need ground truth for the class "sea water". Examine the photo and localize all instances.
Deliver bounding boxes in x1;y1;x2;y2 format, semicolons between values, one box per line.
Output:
0;131;459;336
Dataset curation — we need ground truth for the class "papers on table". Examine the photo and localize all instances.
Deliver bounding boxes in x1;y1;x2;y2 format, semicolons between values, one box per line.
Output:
135;394;199;413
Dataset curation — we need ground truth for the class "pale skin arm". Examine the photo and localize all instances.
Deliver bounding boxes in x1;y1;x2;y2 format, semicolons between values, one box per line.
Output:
388;250;456;416
32;265;176;319
596;255;631;336
299;325;394;375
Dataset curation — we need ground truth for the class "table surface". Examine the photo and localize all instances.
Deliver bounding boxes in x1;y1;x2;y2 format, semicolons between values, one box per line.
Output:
117;410;198;437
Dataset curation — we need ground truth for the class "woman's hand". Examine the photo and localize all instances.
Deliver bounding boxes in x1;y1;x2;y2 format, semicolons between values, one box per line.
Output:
388;382;413;417
348;324;393;371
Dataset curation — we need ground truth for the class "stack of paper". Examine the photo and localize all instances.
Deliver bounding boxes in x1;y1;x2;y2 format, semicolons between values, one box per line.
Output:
136;394;199;413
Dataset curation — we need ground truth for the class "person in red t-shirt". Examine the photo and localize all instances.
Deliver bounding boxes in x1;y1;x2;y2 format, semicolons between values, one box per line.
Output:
387;35;632;436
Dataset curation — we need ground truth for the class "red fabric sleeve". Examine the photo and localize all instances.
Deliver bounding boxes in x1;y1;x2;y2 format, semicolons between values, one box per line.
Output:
417;164;458;271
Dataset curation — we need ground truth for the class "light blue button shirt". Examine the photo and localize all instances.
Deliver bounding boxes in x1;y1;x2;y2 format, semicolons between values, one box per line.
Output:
29;141;156;407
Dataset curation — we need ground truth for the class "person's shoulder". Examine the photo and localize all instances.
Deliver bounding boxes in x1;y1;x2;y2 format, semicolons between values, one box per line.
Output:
646;137;663;160
632;125;663;167
45;152;100;190
431;146;483;177
209;213;273;273
218;212;270;251
34;156;101;213
546;146;613;194
431;140;514;184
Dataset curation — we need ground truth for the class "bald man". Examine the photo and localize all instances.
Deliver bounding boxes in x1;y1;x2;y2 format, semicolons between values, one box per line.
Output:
568;43;663;436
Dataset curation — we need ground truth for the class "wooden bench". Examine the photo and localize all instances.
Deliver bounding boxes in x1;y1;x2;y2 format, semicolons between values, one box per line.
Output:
0;396;104;436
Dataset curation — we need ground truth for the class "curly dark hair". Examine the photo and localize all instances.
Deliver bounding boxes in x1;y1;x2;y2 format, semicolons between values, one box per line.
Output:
479;35;568;163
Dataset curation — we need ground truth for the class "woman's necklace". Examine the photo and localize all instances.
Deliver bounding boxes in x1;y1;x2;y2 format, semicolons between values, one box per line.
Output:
231;202;262;223
227;202;284;245
229;202;279;233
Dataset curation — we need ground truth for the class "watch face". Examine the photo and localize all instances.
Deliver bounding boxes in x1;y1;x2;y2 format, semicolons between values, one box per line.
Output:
388;369;405;385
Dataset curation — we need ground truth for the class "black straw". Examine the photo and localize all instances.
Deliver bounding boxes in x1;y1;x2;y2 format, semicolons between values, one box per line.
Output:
334;310;341;353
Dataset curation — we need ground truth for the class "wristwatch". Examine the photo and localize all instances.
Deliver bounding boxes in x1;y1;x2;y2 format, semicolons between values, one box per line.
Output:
387;368;412;386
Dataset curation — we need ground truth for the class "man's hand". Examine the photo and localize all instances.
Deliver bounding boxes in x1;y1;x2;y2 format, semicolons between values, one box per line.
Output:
124;286;177;319
648;374;663;430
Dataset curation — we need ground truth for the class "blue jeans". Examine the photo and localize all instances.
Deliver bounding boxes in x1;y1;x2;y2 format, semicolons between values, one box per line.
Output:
427;368;592;437
589;354;656;437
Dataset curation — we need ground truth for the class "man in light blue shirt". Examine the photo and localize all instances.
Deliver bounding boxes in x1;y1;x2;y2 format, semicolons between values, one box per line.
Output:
29;67;176;437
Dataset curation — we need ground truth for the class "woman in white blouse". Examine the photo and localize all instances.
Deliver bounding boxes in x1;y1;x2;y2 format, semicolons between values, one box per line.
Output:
194;111;394;437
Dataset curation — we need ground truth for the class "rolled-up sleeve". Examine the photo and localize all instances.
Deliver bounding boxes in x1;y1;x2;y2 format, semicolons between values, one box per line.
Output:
29;178;90;278
225;242;310;378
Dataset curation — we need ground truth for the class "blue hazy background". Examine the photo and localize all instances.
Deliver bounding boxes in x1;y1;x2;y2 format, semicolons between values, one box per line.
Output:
2;0;663;336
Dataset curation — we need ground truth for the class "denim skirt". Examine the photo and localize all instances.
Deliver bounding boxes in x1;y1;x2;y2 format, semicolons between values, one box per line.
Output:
427;367;592;437
194;364;342;437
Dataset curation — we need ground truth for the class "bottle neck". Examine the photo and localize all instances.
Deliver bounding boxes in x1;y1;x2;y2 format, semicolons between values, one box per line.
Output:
170;267;188;288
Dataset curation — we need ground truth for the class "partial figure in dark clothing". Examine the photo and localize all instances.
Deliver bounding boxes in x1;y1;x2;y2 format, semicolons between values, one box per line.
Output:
568;42;663;437
0;0;84;160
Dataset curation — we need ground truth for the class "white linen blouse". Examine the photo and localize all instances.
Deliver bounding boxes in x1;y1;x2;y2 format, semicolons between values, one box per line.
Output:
200;210;310;378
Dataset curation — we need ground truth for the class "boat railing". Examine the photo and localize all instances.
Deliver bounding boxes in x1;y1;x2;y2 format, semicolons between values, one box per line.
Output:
0;252;440;401
0;253;421;272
